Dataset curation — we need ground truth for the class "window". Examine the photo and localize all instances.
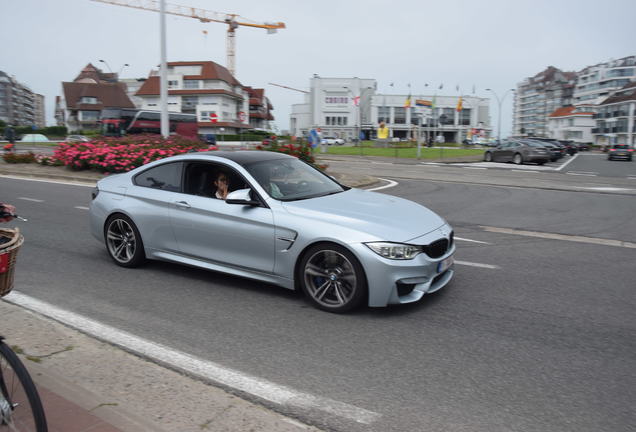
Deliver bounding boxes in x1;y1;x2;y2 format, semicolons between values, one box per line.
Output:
378;106;390;123
394;107;406;124
200;111;216;122
80;110;99;120
183;162;249;198
80;96;97;104
183;80;199;89
168;80;179;88
134;162;183;192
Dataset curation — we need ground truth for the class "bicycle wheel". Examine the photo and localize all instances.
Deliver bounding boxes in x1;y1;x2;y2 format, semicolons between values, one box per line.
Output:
0;340;47;431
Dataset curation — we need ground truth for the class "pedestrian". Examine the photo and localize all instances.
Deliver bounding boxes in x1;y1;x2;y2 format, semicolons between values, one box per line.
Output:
3;125;15;152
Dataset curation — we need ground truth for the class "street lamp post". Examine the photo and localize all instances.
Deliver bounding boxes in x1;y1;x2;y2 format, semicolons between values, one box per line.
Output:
485;88;514;143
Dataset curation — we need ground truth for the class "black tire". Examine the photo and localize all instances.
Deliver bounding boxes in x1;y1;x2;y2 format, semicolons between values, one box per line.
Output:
104;214;146;267
484;152;493;162
513;153;523;165
298;243;367;313
0;340;48;431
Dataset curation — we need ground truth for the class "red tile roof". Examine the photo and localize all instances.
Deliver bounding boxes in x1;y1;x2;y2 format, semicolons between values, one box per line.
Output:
62;82;135;110
549;106;594;117
136;77;244;98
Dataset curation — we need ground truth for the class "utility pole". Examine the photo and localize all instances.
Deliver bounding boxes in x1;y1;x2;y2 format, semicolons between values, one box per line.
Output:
486;88;515;143
159;0;169;138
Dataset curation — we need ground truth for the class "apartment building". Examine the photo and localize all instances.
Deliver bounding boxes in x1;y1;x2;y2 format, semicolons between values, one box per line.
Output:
591;82;636;147
244;87;274;130
573;56;636;106
0;70;41;127
135;61;252;135
547;105;595;143
513;66;576;137
58;64;135;132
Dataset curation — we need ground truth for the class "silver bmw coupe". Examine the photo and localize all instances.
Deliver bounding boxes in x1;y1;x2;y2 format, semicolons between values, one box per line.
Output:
89;151;455;312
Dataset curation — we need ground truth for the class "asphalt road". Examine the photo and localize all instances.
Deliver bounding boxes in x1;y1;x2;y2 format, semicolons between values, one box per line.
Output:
2;167;635;432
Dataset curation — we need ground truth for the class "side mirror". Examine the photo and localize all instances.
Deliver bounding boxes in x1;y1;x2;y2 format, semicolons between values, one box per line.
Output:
226;188;260;206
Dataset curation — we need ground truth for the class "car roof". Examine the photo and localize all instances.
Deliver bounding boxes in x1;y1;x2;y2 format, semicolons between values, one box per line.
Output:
186;150;293;166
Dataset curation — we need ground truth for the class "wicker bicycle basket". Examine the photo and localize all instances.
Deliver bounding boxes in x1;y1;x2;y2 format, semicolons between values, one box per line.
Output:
0;228;24;297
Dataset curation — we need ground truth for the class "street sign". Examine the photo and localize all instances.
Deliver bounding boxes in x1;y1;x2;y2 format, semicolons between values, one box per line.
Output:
238;111;246;122
210;112;218;123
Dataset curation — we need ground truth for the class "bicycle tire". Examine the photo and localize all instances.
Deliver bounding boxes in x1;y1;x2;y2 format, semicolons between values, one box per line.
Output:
0;340;47;431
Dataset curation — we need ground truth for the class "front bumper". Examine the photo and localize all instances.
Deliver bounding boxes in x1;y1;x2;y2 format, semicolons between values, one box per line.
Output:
351;238;455;307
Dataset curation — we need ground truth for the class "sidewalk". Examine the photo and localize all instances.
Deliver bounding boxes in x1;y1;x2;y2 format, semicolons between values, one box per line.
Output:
0;298;320;432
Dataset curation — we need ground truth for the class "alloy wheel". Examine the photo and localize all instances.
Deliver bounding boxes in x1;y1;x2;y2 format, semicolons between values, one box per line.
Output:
106;218;137;264
303;250;357;309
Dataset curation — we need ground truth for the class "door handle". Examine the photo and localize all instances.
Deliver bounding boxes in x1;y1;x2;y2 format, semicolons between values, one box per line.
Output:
175;200;191;209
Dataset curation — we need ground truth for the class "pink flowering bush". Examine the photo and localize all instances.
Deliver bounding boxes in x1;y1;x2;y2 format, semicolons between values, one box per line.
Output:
53;134;208;173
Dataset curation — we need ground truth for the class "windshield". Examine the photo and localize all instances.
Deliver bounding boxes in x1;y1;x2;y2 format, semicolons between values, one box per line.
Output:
244;158;346;201
613;144;629;149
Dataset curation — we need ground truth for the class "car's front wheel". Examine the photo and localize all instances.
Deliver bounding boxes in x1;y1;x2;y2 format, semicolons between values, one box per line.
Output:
104;214;146;267
299;243;366;313
484;152;493;162
513;153;523;165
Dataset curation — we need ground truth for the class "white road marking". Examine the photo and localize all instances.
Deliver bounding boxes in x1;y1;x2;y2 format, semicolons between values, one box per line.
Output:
628;177;636;180
74;206;90;210
367;178;398;191
462;167;487;170
455;237;491;245
555;153;579;171
568;171;599;175
512;169;540;173
566;172;597;176
574;186;636;192
17;197;44;202
454;260;500;269
5;292;381;425
0;175;95;187
480;226;636;249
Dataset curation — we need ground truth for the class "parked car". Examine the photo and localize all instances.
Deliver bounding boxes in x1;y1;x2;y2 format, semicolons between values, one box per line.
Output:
525;139;563;161
607;144;633;161
555;140;578;155
65;135;91;143
321;136;345;145
89;151;455;313
19;134;50;142
483;139;550;165
575;142;590;151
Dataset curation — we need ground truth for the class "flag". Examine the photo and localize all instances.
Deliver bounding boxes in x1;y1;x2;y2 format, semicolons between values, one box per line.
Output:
438;83;443;90
404;93;411;107
416;99;432;107
352;96;360;106
456;96;463;112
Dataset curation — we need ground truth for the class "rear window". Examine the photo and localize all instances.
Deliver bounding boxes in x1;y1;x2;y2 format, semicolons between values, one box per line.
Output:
134;162;183;192
613;145;629;149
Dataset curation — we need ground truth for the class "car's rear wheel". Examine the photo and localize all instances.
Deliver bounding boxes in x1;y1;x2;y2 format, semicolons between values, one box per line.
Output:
513;153;523;165
105;214;146;267
484;152;493;162
299;244;366;313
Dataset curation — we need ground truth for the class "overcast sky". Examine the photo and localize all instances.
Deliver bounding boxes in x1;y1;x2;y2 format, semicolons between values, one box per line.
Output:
2;0;635;136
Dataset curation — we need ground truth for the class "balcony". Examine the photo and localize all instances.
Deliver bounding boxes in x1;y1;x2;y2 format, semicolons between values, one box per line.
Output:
591;128;599;134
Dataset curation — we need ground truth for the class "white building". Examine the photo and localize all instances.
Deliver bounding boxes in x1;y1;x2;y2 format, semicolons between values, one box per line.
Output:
136;61;250;135
290;76;377;140
573;56;636;106
547;105;595;143
592;82;636;147
290;76;490;142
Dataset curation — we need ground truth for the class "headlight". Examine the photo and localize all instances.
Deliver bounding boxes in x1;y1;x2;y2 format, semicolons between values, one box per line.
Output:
365;242;421;260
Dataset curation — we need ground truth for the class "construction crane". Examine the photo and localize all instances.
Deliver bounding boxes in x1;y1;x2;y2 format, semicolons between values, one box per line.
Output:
91;0;285;76
268;82;309;94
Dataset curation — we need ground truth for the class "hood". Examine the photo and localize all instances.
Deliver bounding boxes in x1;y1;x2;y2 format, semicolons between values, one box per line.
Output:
281;188;446;242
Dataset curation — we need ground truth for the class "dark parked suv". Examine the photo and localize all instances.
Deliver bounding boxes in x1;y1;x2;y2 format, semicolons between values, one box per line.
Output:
484;140;551;165
607;144;633;161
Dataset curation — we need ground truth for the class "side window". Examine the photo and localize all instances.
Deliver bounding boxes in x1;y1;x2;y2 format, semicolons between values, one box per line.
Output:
134;162;182;192
183;162;249;198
